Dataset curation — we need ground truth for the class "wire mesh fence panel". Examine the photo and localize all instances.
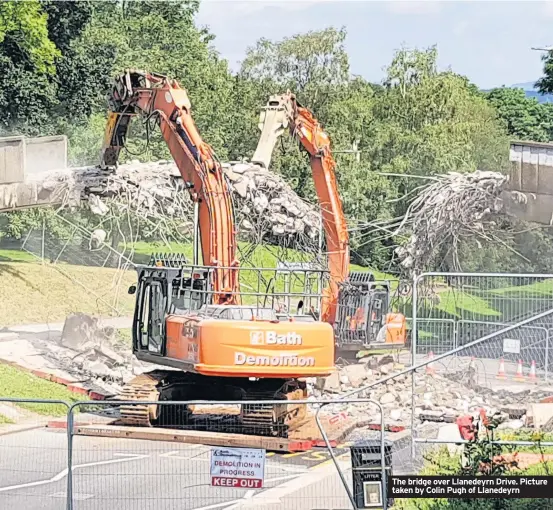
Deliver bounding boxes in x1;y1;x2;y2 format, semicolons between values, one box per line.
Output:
409;305;553;473
68;399;382;510
0;399;70;510
406;318;456;355
413;272;553;358
457;320;549;379
20;218;136;322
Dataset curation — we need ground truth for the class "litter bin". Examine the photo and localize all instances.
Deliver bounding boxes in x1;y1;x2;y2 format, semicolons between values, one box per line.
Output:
350;439;393;509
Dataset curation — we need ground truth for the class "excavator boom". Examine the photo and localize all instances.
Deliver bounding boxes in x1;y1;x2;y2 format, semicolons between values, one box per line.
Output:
100;72;336;437
101;70;239;304
252;93;349;323
252;92;406;352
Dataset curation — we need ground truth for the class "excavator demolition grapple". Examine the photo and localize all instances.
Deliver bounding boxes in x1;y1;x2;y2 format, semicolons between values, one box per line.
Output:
100;70;406;438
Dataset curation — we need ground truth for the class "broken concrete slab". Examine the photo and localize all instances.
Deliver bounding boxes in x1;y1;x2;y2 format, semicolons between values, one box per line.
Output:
443;411;458;424
0;332;18;342
527;403;553;429
437;423;463;455
315;372;340;393
500;404;527;419
420;410;445;422
498;419;524;431
379;392;397;405
342;364;367;388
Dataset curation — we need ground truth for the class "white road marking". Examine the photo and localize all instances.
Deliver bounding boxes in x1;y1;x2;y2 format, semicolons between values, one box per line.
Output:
223;490;256;510
0;453;148;493
50;491;94;500
197;476;300;510
160;450;210;461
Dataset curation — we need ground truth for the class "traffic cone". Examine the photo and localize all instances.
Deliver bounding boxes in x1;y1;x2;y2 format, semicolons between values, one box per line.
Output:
529;360;537;382
514;359;525;382
426;351;436;375
496;358;506;379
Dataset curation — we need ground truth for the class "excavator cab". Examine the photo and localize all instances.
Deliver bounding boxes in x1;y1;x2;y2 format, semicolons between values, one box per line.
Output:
129;254;213;355
334;272;406;352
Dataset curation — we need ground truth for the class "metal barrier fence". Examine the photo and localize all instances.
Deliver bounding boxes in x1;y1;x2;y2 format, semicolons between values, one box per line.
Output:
0;398;70;510
2;367;553;508
412;272;553;364
457;319;549;379
409;305;553;466
341;301;553;478
5;269;553;508
0;397;386;510
406;318;457;355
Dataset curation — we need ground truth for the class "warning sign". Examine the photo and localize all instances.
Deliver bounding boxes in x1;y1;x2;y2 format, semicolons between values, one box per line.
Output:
210;447;265;489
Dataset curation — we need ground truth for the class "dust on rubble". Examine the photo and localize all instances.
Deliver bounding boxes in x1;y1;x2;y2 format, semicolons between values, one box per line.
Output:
1;313;155;396
394;170;527;277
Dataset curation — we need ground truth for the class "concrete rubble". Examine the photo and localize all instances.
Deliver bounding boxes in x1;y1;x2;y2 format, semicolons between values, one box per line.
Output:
3;311;553;440
395;170;527;277
23;159;321;249
0;314;157;397
309;355;553;436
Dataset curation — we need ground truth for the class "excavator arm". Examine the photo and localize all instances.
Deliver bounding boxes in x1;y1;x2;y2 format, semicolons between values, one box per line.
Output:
252;93;349;323
100;70;239;304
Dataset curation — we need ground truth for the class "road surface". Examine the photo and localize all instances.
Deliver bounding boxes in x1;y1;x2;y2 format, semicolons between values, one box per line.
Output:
0;428;355;510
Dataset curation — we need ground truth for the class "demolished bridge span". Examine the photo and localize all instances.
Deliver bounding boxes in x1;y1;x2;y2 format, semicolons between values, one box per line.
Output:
0;159;323;251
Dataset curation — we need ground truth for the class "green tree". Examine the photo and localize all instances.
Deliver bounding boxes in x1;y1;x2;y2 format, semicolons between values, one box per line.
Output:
237;27;359;199
0;0;60;134
372;46;509;179
66;0;236;164
240;26;349;113
536;50;553;95
486;87;553;142
41;0;117;125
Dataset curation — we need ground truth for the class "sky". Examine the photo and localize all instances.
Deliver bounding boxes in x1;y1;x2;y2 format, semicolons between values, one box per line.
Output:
195;0;553;89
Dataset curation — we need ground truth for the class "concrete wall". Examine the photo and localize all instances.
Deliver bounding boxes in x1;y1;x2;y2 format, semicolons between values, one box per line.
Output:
506;141;553;225
0;136;25;184
0;135;68;211
0;135;67;185
25;135;67;175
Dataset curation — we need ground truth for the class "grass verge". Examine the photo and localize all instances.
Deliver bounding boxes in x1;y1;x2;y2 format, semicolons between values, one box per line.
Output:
0;260;135;326
0;363;82;416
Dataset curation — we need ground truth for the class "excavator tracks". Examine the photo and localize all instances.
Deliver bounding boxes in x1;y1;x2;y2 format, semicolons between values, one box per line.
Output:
115;371;308;437
241;387;307;436
117;372;164;427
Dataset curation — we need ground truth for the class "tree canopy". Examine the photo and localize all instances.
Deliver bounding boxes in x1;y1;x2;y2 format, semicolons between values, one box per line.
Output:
1;1;551;274
486;87;553;142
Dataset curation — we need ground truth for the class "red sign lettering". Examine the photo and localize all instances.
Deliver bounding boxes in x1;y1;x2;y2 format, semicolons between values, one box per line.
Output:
211;477;263;489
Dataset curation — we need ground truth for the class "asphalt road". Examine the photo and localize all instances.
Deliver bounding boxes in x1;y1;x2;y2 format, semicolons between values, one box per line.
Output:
0;428;355;510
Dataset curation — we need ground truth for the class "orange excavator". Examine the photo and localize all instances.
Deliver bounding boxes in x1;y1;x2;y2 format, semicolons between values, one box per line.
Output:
100;71;405;436
101;71;334;436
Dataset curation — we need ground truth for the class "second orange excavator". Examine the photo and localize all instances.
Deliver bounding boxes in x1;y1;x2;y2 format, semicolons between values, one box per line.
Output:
251;92;407;358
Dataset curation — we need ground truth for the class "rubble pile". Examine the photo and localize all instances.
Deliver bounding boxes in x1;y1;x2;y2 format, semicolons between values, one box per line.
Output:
56;313;135;393
13;313;156;396
223;161;320;243
394;170;526;277
309;355;553;434
35;159;321;250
